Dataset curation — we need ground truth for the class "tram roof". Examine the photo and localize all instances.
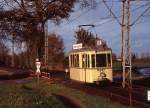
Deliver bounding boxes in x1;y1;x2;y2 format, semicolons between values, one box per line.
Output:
69;47;112;54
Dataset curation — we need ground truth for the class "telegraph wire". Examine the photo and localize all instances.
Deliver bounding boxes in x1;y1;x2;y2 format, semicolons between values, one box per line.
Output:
101;0;150;26
102;0;122;25
131;5;150;26
88;3;148;27
51;0;150;34
51;1;103;32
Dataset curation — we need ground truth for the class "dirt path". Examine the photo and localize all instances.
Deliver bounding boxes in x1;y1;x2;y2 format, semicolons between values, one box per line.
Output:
53;93;86;108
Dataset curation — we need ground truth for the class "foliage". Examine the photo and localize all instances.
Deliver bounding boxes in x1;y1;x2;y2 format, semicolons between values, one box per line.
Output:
75;28;96;47
74;28;108;49
0;0;76;67
0;40;9;66
47;33;65;68
79;0;97;9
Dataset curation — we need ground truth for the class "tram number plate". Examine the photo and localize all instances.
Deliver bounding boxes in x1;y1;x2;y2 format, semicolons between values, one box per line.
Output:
148;91;150;101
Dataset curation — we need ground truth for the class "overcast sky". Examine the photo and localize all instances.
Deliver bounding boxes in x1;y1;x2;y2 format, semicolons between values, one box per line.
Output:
48;1;150;55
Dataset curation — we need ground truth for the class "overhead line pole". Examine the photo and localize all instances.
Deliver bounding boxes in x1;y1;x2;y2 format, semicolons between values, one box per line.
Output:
44;21;48;69
121;0;132;106
11;34;15;67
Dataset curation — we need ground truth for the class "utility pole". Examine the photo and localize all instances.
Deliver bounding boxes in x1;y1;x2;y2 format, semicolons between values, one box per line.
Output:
44;21;48;66
121;0;132;106
11;34;15;67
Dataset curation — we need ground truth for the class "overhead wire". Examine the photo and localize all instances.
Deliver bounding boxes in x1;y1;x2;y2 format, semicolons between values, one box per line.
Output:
88;2;146;28
86;0;150;42
134;18;150;25
51;1;103;32
101;0;150;25
102;0;122;25
51;0;150;35
131;5;150;26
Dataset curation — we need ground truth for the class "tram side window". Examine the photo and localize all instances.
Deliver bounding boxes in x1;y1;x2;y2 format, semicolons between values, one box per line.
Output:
74;54;76;67
77;54;79;67
70;55;72;67
107;54;111;67
87;55;90;67
96;54;107;67
74;54;79;67
72;55;74;67
70;54;79;67
82;55;85;68
91;55;95;68
82;54;90;68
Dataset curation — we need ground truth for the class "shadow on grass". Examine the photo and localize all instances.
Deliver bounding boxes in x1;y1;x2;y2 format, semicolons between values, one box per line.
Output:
53;93;84;108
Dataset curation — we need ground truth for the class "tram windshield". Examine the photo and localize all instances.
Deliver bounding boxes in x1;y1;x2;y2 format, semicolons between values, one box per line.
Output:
96;53;111;67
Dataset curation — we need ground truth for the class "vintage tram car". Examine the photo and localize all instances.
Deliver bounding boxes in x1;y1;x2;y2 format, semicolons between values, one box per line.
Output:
68;40;113;83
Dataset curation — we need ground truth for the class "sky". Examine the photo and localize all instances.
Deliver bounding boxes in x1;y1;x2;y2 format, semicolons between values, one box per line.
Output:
48;0;150;56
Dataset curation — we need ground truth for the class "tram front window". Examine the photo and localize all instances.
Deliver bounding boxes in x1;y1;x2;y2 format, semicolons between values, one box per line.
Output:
96;54;107;67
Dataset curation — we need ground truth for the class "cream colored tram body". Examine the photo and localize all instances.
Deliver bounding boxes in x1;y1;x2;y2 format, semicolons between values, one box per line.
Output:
69;48;113;83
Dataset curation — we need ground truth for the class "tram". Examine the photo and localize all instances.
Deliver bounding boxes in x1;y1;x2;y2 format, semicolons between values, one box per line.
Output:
68;40;113;83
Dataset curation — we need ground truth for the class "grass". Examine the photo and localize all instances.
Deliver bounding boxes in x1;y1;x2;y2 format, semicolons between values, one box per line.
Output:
112;60;150;73
0;80;65;108
132;61;150;68
112;61;122;72
0;79;132;108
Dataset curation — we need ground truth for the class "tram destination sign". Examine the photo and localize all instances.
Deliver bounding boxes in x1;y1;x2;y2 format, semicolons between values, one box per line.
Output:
73;43;83;50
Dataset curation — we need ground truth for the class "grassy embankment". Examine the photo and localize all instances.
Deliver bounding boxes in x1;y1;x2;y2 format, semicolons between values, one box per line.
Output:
0;79;132;108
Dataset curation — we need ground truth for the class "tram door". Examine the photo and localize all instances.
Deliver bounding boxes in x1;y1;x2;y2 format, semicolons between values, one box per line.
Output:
82;54;90;82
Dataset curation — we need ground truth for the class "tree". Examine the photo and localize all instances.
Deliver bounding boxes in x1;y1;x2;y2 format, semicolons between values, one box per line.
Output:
132;53;137;62
75;28;96;47
74;28;108;49
140;52;150;61
47;33;65;70
0;0;76;67
79;0;97;9
0;0;96;67
0;39;9;66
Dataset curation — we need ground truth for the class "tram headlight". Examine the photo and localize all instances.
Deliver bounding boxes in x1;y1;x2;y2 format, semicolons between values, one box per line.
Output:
100;69;104;73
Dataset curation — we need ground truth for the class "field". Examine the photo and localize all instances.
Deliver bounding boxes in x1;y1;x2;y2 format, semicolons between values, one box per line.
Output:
112;60;150;72
0;67;15;76
0;79;132;108
0;67;29;80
